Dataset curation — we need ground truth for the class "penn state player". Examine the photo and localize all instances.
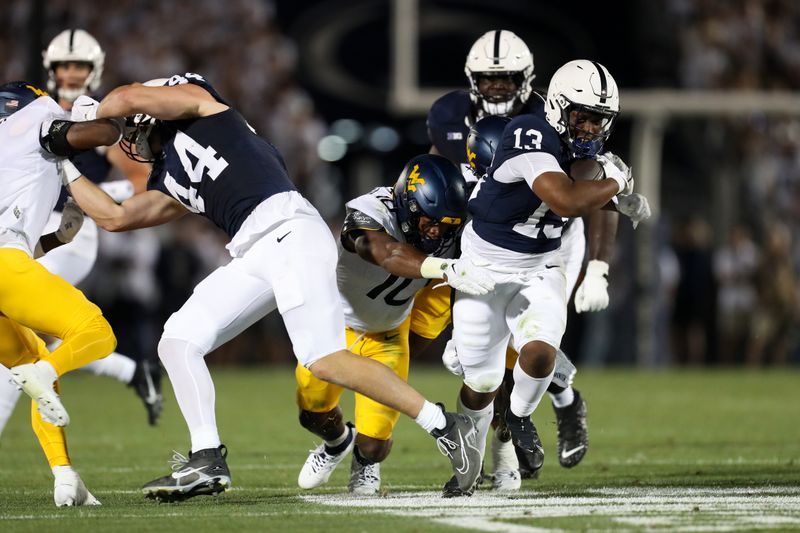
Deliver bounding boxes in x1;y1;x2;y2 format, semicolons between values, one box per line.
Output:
64;73;491;501
0;29;163;428
0;81;122;505
428;30;615;485
446;60;639;495
295;154;467;495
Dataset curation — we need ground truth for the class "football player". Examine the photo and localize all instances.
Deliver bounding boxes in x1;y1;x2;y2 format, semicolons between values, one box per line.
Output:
427;30;617;487
295;154;467;495
446;60;641;495
64;73;493;501
0;81;122;504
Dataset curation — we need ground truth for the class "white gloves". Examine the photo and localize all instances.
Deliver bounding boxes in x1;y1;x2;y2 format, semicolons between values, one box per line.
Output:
70;95;100;122
421;256;495;296
99;179;135;203
441;339;463;375
617;193;651;229
55;198;84;244
574;260;609;313
53;465;101;507
598;151;634;195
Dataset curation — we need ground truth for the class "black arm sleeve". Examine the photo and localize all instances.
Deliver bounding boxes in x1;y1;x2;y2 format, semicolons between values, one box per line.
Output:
39;120;82;157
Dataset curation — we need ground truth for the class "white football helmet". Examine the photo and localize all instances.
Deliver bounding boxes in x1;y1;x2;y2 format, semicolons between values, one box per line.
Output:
545;59;619;158
42;29;105;103
464;30;534;117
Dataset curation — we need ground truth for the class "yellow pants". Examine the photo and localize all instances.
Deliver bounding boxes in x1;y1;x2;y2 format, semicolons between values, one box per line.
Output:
0;317;68;468
296;320;411;440
409;282;452;340
0;248;116;376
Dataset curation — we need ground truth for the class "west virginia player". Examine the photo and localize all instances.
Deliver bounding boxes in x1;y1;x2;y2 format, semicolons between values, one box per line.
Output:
41;29;161;423
64;73;491;501
0;81;121;504
295;154;466;495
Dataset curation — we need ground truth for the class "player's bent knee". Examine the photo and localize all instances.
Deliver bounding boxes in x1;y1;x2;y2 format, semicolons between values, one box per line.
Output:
519;341;556;376
299;408;344;439
157;337;206;364
464;368;505;393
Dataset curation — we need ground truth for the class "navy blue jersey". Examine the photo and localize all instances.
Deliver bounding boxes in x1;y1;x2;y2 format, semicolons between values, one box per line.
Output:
468;113;572;254
427;90;545;165
147;73;296;238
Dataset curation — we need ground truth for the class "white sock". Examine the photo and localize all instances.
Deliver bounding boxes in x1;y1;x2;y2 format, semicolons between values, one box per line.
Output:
0;364;22;436
550;386;575;408
415;400;446;433
509;361;554;418
80;352;137;383
457;396;493;459
158;338;220;452
491;431;519;473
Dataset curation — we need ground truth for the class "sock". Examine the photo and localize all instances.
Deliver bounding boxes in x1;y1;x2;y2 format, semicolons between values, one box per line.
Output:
550;386;575;408
415;400;447;433
158;338;220;453
80;352;136;383
509;361;554;418
31;380;68;468
457;396;493;459
491;430;519;473
325;424;353;455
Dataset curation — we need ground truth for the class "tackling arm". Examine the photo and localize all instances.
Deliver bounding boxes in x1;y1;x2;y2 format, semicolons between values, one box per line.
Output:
352;230;430;279
97;83;227;121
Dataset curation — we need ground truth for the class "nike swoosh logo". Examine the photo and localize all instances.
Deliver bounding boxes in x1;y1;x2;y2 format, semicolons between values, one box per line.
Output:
545;264;559;269
456;430;470;475
561;445;585;459
277;231;292;243
171;465;208;480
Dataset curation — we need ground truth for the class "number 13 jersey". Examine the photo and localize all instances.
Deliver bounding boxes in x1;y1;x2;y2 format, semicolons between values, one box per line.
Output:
147;73;296;238
337;186;455;333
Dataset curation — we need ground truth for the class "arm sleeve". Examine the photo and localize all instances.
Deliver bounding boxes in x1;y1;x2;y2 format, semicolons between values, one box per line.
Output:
494;151;564;188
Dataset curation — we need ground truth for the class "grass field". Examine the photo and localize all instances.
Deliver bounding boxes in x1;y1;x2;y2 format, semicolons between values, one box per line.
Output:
1;366;799;532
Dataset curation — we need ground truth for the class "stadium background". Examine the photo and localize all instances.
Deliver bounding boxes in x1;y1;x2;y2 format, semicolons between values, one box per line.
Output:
2;0;799;369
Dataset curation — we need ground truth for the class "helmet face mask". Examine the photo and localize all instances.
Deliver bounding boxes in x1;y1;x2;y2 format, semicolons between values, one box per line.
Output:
120;114;160;163
465;30;534;117
546;60;619;158
393;154;468;255
42;29;105;103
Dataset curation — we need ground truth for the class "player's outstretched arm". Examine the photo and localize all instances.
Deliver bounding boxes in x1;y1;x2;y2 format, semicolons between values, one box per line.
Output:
97;83;227;121
63;161;187;232
352;230;430;279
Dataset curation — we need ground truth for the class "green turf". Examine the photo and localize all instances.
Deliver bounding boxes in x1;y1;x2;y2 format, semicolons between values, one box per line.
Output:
1;366;798;532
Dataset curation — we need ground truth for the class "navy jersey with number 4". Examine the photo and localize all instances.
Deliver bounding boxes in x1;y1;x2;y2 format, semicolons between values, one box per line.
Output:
147;73;296;238
468;113;571;254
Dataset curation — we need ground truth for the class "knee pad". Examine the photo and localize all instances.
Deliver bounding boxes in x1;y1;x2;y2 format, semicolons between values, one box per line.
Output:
157;337;205;365
162;309;217;354
463;366;505;394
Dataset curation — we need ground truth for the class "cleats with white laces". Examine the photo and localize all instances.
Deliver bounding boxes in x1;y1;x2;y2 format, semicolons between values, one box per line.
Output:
142;445;231;502
347;455;381;495
53;465;101;507
10;362;69;427
430;409;481;494
298;422;355;489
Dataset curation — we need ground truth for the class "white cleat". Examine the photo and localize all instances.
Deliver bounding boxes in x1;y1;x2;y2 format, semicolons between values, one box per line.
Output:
348;455;380;495
298;423;355;489
53;466;101;507
10;362;69;427
491;430;521;491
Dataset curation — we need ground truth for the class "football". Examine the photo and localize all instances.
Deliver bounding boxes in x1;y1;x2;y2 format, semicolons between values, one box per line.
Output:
570;158;605;181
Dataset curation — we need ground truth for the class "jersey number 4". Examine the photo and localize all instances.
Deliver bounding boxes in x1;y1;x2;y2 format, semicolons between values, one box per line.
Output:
165;132;230;213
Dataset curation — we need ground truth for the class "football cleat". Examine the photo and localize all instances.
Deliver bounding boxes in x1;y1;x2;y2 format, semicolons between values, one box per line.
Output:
505;410;544;478
142;445;231;502
554;389;588;468
491;469;522;491
298;422;355;489
431;409;481;495
10;362;69;427
53;466;101;507
347;455;381;495
129;359;163;426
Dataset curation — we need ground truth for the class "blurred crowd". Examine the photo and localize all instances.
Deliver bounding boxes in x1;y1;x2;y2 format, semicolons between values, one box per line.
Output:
661;0;800;365
1;0;798;366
